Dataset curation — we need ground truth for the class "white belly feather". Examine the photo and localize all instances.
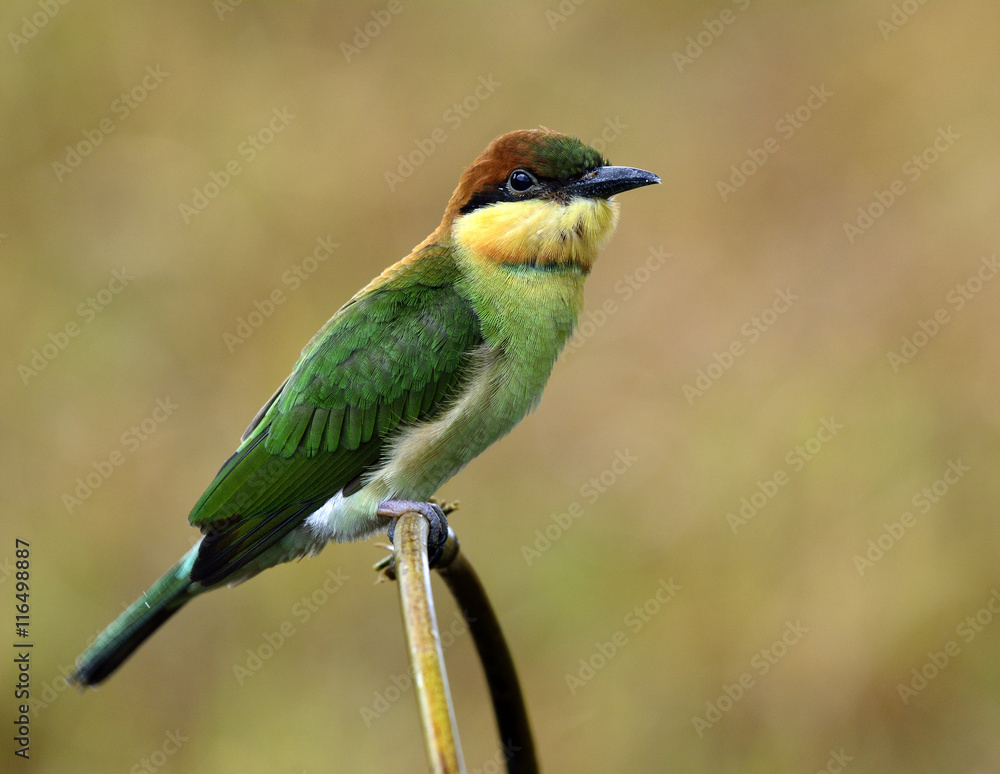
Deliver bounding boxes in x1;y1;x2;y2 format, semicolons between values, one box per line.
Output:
303;344;538;543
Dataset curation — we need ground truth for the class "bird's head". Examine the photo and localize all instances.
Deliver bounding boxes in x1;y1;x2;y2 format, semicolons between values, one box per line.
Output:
442;128;659;273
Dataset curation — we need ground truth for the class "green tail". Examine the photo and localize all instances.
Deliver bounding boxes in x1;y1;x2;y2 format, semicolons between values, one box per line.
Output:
72;545;200;687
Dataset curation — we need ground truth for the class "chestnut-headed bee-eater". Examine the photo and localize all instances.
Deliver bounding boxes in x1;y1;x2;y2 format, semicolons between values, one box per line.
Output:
72;128;658;686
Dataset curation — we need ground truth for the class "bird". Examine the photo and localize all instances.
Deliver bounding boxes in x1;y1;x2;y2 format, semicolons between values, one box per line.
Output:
72;127;659;686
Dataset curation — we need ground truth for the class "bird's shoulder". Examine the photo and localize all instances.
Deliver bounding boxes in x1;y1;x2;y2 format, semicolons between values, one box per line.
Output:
187;244;483;532
244;243;482;458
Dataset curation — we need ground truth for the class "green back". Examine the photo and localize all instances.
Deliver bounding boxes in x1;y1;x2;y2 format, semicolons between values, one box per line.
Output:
186;246;482;586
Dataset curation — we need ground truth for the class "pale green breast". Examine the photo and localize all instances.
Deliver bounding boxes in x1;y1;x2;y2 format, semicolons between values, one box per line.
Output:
284;234;594;544
358;247;586;507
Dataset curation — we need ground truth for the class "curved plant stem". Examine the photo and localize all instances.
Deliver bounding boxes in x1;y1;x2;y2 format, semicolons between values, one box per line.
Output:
436;546;539;774
377;504;539;774
393;509;465;774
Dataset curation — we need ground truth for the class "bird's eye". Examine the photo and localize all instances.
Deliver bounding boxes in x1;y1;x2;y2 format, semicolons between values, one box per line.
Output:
506;169;537;194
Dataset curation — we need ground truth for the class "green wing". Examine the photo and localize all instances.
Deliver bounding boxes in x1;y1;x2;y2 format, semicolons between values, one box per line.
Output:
187;249;481;587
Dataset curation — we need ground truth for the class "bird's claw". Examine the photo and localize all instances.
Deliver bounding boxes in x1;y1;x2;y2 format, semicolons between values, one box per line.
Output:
429;497;459;516
379;500;449;566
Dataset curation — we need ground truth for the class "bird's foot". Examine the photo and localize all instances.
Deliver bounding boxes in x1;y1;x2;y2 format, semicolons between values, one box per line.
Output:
429;497;459;516
379;500;449;566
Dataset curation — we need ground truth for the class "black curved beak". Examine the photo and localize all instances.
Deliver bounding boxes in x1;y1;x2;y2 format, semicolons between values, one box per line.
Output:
563;165;661;199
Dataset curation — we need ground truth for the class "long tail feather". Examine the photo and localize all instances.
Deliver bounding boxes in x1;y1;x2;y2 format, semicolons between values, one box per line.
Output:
72;545;200;687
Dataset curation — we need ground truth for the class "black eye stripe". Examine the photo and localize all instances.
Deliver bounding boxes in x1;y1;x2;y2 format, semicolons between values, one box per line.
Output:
459;186;510;215
458;171;537;215
457;166;601;215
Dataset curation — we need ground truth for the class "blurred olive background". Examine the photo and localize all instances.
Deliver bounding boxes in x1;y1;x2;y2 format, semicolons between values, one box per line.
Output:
3;2;999;772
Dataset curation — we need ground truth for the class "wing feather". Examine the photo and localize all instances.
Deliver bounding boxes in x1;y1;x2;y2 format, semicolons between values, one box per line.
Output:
187;249;481;585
